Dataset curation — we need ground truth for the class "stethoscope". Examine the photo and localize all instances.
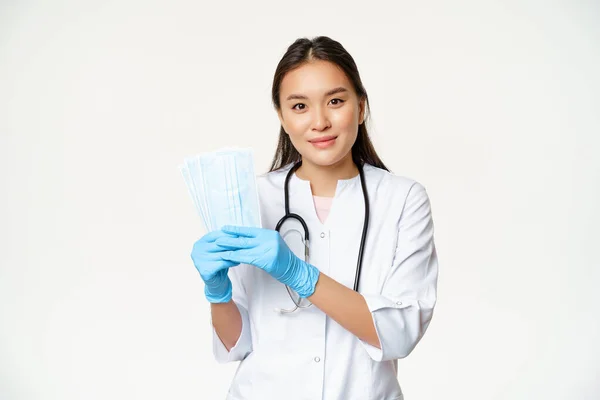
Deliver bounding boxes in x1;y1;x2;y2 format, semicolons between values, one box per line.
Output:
274;160;370;313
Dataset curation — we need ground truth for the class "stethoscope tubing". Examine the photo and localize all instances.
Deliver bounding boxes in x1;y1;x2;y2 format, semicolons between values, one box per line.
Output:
276;161;369;294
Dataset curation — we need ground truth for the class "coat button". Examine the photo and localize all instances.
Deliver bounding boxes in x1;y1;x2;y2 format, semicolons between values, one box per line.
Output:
314;356;321;362
320;232;325;238
396;301;402;306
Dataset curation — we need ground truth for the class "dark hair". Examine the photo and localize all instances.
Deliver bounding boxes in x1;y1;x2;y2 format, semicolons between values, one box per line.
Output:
269;36;389;173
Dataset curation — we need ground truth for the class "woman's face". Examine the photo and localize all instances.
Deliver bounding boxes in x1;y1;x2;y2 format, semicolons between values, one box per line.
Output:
277;60;365;169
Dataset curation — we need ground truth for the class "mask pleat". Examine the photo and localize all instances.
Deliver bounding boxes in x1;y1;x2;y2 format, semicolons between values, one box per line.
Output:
232;153;243;226
222;154;231;229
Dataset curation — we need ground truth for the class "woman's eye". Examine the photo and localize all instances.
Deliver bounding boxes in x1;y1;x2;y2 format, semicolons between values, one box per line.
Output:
292;99;344;110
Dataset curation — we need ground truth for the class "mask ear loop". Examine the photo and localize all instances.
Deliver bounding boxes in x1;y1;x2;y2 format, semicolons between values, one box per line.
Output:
273;228;314;314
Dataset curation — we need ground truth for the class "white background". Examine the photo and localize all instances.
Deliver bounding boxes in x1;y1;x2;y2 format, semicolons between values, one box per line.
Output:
1;1;599;399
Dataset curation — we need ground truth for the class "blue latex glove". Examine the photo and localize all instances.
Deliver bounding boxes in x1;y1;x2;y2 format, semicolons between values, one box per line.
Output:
190;230;240;303
215;225;320;298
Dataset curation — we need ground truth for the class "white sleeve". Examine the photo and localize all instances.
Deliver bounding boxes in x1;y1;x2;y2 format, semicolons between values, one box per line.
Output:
360;182;439;362
211;264;253;363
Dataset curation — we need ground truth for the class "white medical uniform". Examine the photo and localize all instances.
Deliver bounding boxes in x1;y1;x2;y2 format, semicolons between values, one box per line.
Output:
211;162;439;400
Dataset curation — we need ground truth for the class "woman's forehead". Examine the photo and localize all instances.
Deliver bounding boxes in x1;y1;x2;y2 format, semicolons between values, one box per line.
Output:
280;60;353;97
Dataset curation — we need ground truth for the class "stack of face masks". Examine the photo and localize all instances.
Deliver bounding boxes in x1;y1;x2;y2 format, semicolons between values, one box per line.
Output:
179;148;262;232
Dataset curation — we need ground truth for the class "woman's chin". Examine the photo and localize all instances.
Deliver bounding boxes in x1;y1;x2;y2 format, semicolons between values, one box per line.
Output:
301;149;352;168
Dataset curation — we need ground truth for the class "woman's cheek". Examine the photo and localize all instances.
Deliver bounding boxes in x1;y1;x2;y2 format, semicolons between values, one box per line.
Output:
286;116;310;137
333;108;357;130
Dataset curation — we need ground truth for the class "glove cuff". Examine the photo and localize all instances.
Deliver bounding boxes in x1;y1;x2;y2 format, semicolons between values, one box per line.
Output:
204;277;232;303
294;261;320;298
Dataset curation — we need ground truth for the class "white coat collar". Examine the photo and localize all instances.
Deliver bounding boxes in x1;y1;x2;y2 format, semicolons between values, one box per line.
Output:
266;162;371;229
280;162;367;198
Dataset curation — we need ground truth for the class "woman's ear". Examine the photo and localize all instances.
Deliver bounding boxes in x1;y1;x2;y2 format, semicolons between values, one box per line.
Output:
358;97;366;125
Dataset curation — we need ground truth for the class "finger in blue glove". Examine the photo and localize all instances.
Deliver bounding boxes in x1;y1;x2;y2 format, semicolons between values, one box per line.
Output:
216;225;320;298
191;230;240;303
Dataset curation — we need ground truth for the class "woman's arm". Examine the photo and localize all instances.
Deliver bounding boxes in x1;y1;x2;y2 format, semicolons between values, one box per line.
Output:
307;182;438;360
308;273;381;348
211;300;242;351
210;264;254;362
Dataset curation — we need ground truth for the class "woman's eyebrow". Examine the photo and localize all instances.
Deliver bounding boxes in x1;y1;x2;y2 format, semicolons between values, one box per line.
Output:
285;86;348;101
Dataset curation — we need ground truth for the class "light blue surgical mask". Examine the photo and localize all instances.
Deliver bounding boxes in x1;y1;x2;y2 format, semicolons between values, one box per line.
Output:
179;156;210;229
179;148;262;232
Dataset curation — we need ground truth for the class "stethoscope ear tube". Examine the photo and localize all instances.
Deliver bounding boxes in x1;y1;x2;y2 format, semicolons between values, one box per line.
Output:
353;163;369;292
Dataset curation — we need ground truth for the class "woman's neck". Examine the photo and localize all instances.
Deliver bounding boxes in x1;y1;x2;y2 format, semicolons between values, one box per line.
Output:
295;155;358;197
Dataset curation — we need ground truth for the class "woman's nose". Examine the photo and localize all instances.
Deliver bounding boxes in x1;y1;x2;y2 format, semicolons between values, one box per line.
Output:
311;107;331;131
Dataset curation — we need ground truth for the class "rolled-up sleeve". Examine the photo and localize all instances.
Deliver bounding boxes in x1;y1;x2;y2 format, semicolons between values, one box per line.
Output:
211;264;254;363
360;182;439;362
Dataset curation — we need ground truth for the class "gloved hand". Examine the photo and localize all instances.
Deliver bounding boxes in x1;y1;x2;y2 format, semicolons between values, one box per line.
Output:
215;225;320;298
190;230;240;303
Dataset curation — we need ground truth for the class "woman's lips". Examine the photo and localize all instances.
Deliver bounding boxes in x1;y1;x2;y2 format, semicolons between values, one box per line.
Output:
310;136;337;149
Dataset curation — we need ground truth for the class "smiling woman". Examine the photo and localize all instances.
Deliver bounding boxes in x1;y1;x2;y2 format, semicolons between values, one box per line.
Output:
269;39;390;197
277;63;362;168
190;36;439;400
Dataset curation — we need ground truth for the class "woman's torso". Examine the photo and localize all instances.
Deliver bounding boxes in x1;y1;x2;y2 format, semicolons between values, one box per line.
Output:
227;163;416;400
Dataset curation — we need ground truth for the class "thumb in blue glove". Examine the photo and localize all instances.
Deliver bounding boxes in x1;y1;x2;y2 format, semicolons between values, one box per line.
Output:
215;225;320;298
191;230;240;303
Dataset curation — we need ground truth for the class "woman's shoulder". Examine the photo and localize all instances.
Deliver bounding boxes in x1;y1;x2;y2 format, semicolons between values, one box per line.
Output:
363;164;433;222
255;162;429;200
363;163;427;198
